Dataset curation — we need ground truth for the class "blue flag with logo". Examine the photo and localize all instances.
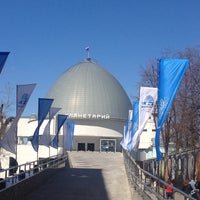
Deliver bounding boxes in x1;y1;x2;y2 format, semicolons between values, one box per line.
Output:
0;52;9;73
31;98;54;152
51;114;68;149
132;87;157;150
127;101;139;151
0;84;36;154
155;58;189;161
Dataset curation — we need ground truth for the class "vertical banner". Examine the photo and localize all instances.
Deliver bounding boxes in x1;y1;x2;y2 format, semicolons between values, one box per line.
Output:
0;52;9;74
39;107;61;146
120;110;133;150
156;58;189;161
120;125;127;149
0;84;36;154
31;98;54;152
50;114;68;149
131;87;157;150
63;120;75;150
127;101;139;151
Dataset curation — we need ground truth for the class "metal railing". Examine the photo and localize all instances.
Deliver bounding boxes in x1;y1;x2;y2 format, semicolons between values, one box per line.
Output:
0;154;68;192
123;150;196;200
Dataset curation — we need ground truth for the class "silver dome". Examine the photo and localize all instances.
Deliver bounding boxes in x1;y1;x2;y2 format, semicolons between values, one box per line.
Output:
46;59;132;120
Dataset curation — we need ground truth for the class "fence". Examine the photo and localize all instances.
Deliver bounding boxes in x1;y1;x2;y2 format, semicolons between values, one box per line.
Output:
142;148;200;188
123;150;196;200
0;154;68;192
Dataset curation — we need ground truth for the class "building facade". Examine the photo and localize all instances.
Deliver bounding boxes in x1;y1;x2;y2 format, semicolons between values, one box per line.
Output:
45;58;132;152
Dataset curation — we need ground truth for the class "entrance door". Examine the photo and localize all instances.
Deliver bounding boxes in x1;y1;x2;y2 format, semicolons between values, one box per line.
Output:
87;143;95;151
100;139;116;152
78;143;85;151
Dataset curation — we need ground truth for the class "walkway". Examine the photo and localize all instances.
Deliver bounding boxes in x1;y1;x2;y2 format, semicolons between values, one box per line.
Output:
26;151;143;200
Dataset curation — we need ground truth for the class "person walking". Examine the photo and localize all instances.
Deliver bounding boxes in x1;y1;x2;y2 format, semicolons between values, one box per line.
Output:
182;179;192;195
165;180;173;199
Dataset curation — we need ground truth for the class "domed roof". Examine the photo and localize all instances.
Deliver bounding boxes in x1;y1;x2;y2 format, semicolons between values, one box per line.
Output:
46;59;132;120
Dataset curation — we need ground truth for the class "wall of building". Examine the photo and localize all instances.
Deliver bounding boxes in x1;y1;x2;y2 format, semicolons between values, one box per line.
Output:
138;115;156;149
8;116;125;165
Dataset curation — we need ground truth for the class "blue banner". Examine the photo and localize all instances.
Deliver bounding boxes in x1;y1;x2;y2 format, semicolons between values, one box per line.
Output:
120;109;133;150
132;87;157;150
155;58;189;161
0;52;9;73
39;107;61;146
51;114;68;149
120;125;128;149
127;101;139;151
0;84;36;154
31;98;54;152
63;120;75;150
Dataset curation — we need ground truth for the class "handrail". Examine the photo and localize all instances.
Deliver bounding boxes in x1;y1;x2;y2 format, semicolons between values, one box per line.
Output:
123;150;196;200
0;154;68;192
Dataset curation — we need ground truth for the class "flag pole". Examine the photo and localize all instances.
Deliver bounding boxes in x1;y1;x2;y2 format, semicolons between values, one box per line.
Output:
49;145;50;158
15;86;18;162
37;116;39;163
15;127;18;161
37;121;39;164
87;49;89;58
48;111;51;158
85;47;90;59
63;122;65;156
37;144;39;163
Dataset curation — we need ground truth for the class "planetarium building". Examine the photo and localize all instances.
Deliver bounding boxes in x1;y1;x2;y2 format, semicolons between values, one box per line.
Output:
46;58;132;152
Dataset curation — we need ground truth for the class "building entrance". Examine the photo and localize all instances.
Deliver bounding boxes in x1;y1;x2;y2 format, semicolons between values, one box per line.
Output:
100;139;116;152
78;143;85;151
87;143;95;151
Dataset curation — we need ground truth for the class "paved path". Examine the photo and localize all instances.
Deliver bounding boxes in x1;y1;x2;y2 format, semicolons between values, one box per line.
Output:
26;151;143;200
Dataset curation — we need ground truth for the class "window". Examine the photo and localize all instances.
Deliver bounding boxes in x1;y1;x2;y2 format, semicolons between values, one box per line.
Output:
18;137;30;145
100;139;116;152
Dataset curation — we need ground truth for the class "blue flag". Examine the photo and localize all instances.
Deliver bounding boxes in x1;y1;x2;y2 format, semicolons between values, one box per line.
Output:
39;107;61;146
0;52;9;73
155;58;189;161
127;101;139;151
120;124;128;149
120;109;133;150
63;120;75;150
51;114;68;149
132;87;157;150
31;98;54;151
0;83;36;154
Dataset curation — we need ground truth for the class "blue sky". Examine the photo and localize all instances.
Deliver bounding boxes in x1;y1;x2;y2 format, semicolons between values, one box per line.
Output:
0;0;200;116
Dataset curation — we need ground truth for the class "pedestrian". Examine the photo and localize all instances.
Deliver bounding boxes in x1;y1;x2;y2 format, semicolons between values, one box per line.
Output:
189;178;196;190
165;180;173;199
182;179;192;195
193;176;200;200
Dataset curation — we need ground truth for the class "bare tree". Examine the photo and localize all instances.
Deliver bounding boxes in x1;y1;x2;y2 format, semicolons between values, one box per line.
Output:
139;59;158;88
0;83;14;140
172;47;200;150
139;58;173;181
139;46;200;180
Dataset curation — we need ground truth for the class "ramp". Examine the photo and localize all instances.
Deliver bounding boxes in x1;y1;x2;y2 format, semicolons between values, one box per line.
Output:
26;151;143;200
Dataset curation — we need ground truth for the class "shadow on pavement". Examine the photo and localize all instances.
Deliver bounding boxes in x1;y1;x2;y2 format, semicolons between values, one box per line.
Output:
26;161;109;200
